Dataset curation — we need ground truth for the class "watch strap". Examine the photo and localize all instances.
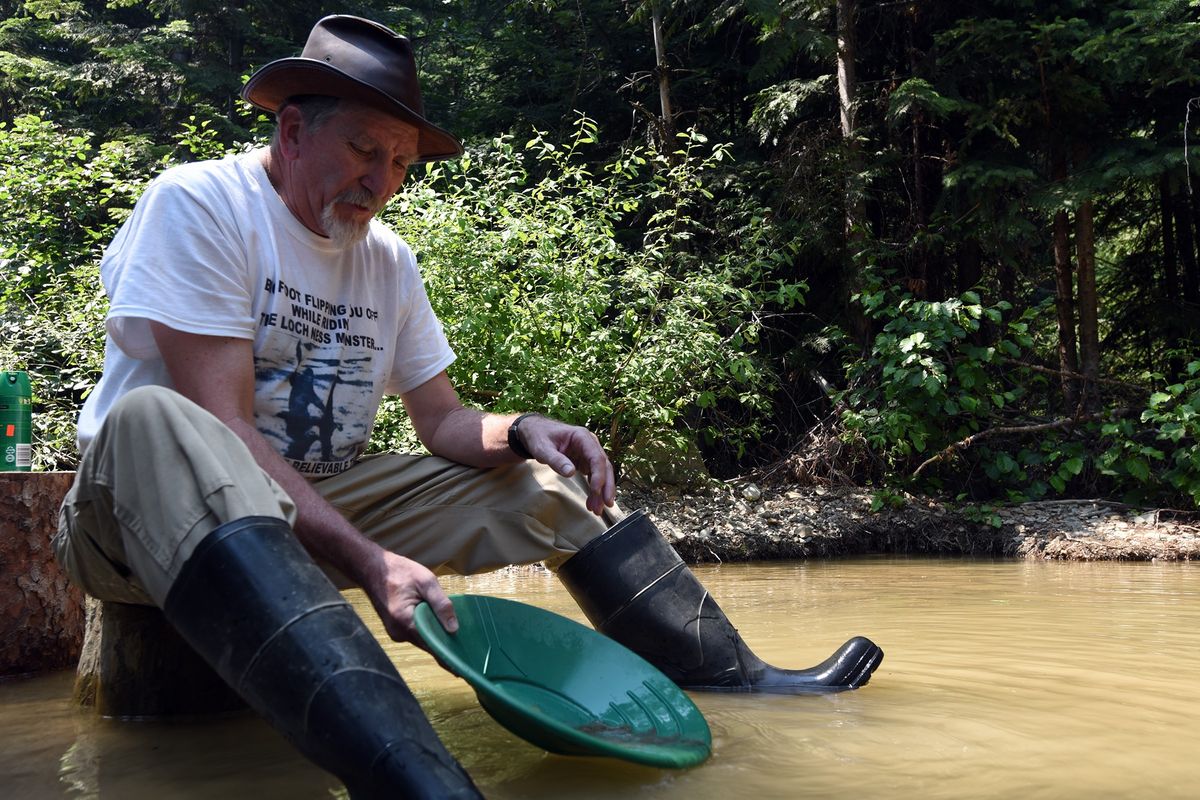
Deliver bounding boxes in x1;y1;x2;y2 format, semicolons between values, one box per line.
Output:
507;412;539;459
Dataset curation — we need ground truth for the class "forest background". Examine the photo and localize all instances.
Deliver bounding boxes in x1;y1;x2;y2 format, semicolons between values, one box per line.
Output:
1;0;1199;512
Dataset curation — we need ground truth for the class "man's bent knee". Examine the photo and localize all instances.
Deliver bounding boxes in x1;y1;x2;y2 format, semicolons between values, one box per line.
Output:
522;462;622;565
104;385;198;429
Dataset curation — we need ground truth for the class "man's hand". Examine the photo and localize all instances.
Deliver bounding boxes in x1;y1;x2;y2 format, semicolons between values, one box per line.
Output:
402;373;618;517
360;550;458;646
516;415;616;516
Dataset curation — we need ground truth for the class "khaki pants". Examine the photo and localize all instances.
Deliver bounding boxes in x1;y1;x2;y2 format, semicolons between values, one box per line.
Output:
54;386;620;607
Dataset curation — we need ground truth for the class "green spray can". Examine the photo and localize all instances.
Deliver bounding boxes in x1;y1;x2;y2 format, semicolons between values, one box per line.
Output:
0;371;32;471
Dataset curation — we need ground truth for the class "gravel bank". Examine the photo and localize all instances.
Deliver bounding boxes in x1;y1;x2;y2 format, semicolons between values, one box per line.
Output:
617;483;1200;563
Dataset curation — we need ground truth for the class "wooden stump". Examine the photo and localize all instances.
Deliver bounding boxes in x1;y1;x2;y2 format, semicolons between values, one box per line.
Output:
74;599;247;718
0;471;243;716
0;471;85;678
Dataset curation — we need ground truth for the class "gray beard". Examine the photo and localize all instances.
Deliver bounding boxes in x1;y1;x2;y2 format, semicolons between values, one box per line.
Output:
321;205;371;248
321;189;379;248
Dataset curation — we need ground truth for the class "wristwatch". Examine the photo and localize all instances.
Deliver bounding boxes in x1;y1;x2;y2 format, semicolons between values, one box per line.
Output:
507;412;539;459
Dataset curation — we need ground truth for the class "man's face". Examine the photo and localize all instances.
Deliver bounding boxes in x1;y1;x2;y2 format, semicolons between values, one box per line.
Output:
281;102;420;246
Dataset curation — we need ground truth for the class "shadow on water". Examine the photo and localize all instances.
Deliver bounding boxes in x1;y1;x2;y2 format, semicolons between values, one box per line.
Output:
2;557;1198;799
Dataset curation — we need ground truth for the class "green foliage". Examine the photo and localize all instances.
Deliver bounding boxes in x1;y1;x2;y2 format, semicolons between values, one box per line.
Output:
379;118;806;472
0;115;152;305
172;115;231;163
958;501;1003;528
1;110;803;476
749;75;835;145
2;1;1199;506
885;78;970;127
0;115;151;467
836;273;1200;507
837;276;1033;472
1098;360;1200;506
869;488;908;512
0;0;387;145
391;0;642;141
0;263;107;468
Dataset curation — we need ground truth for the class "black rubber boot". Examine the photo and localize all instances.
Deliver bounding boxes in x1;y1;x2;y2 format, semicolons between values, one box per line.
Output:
558;510;884;694
161;517;483;800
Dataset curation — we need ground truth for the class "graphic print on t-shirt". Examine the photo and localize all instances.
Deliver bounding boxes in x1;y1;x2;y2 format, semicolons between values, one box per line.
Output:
254;336;378;476
252;274;393;476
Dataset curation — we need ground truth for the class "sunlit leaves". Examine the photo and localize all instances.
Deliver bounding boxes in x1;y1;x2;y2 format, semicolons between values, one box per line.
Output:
379;117;807;472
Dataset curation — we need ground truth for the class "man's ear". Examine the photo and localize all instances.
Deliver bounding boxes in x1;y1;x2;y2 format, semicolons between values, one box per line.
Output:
275;105;306;161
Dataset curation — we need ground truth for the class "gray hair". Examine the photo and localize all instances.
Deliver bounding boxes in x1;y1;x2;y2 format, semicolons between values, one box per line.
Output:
273;95;342;139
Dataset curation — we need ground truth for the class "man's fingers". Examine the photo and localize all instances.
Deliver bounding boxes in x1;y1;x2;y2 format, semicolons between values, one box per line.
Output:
527;421;614;516
552;455;577;477
585;454;616;514
384;612;421;647
370;554;457;643
598;454;616;502
425;588;459;634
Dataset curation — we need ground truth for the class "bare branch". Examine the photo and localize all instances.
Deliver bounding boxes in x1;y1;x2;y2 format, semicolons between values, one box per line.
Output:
912;408;1137;478
1000;358;1146;391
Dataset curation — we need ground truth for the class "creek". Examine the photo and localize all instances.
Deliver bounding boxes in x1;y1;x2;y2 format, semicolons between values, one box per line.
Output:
3;557;1198;799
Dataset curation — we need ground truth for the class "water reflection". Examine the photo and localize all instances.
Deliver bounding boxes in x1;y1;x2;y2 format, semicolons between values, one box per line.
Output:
51;695;342;799
0;558;1196;799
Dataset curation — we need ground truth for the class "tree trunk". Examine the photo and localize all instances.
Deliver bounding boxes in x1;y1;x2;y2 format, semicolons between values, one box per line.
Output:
1160;175;1178;298
837;0;870;344
1075;198;1101;412
228;35;244;120
1174;189;1199;305
74;599;245;718
650;2;675;144
906;2;943;300
1053;209;1079;411
957;237;982;295
1191;183;1200;292
225;1;247;122
910;108;933;299
1159;177;1185;378
0;472;85;677
837;0;864;243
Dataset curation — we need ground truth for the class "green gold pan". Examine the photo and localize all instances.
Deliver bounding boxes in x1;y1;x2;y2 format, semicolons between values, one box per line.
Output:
415;594;712;769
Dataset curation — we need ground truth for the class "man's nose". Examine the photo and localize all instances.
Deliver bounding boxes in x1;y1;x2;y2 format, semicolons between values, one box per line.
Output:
360;162;392;199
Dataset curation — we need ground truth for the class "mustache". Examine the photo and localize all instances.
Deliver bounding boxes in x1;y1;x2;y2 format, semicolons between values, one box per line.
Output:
334;187;383;214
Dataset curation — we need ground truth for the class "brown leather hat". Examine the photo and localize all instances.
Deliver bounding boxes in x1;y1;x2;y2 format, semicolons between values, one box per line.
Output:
241;15;462;163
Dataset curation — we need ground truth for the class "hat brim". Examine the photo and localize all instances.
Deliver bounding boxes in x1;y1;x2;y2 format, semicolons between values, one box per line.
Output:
242;58;463;164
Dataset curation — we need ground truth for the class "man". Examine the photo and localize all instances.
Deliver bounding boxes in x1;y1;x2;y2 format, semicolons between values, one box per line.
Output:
55;15;882;799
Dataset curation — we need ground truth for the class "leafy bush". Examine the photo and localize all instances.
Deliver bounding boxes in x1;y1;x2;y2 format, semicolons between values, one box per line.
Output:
0;113;226;468
380;118;807;474
836;276;1034;475
0;264;108;468
0;115;152;306
0;116;157;468
1098;360;1200;507
834;273;1200;507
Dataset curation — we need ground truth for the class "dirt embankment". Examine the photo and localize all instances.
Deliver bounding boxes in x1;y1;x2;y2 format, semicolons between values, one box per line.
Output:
618;483;1200;563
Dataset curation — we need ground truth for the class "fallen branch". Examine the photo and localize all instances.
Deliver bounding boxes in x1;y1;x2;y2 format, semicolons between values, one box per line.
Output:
912;409;1136;477
1000;358;1146;391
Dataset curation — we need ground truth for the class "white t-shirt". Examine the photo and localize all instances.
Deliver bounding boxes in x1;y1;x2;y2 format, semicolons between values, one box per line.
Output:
77;150;456;476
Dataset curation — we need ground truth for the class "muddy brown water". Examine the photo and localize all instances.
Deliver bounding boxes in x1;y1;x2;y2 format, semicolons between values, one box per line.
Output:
3;557;1198;799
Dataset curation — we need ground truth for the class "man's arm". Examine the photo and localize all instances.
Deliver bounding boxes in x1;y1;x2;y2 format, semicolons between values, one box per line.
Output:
148;322;457;644
402;371;616;515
